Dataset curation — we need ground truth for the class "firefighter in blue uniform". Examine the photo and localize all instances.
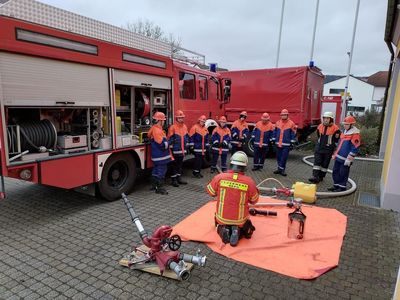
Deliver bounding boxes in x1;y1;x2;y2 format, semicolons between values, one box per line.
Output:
231;111;249;154
168;110;190;187
329;116;361;192
148;112;172;195
273;109;297;176
210;116;231;173
251;112;275;171
189;115;209;178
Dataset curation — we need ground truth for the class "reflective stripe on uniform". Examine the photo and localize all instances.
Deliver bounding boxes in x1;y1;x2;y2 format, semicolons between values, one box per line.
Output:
238;191;246;221
220;180;249;191
218;188;226;216
207;184;216;196
152;155;171;162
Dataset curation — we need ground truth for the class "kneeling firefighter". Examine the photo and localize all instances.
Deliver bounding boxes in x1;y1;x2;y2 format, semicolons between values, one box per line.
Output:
148;112;172;195
206;151;260;246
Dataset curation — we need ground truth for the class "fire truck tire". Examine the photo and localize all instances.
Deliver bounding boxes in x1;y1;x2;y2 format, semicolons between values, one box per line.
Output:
98;153;137;201
243;137;255;157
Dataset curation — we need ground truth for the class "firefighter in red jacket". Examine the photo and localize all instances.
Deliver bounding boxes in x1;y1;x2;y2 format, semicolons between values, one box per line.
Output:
189;115;210;178
329;116;361;192
210;116;231;173
206;151;259;246
309;112;341;183
148;112;172;195
168;110;190;187
273;109;297;176
231;111;249;154
251;112;275;171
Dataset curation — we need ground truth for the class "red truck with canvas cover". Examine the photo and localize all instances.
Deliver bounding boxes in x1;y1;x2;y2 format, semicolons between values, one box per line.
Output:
221;66;324;154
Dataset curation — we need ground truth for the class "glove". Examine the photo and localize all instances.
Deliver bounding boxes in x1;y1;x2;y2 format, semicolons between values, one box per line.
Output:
344;155;354;166
222;140;229;147
164;141;169;150
270;140;275;146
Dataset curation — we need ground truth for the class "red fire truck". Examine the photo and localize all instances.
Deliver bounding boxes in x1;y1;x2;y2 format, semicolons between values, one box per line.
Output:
0;0;229;200
221;66;324;155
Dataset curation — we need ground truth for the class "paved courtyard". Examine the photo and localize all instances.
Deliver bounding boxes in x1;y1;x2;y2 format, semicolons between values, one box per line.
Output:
0;150;399;299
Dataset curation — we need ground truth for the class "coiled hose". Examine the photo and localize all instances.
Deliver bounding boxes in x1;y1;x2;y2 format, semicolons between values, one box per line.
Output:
8;119;57;153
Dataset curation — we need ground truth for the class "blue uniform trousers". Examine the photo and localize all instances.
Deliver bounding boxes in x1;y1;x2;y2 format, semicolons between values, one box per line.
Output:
332;160;350;191
152;162;168;180
253;146;267;169
276;146;290;172
211;151;228;172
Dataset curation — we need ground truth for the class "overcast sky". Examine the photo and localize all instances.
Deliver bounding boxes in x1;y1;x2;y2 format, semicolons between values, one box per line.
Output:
41;0;389;76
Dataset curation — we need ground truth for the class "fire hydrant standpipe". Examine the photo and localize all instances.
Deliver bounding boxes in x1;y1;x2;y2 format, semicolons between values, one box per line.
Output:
120;193;207;281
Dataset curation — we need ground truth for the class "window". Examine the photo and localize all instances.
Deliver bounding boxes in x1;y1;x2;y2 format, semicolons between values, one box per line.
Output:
348;106;365;113
16;28;98;55
179;72;195;99
122;52;166;69
198;76;208;100
329;88;345;95
209;77;220;101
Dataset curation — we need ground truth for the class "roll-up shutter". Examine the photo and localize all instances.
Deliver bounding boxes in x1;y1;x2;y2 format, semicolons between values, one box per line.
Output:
0;52;109;107
114;69;171;90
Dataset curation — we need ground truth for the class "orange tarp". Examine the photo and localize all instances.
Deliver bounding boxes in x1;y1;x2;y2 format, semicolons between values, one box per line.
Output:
172;197;347;279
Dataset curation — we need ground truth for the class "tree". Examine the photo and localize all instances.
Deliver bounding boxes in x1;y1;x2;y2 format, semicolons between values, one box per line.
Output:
123;19;182;54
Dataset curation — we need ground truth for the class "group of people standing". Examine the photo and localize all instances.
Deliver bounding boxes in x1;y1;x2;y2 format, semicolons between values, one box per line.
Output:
147;108;361;195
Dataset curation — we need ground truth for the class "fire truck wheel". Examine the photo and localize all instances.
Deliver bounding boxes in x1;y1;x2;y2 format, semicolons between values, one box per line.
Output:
98;153;137;201
243;137;255;157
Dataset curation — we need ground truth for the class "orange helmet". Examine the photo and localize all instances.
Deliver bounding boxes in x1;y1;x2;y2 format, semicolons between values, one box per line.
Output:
261;113;270;120
240;111;248;117
343;116;356;125
198;115;207;122
153;111;166;121
219;116;227;122
280;109;289;115
175;110;185;118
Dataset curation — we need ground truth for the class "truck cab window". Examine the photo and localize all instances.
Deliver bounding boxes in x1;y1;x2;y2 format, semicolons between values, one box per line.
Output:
198;75;208;100
179;72;196;99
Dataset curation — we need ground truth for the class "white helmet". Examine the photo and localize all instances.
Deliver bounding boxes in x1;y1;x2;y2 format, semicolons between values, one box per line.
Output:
322;111;334;119
230;151;248;167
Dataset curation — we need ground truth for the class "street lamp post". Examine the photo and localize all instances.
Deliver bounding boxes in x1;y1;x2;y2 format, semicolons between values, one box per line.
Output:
341;0;360;122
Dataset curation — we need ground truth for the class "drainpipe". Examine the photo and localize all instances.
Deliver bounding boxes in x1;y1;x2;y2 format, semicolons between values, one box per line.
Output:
377;41;395;151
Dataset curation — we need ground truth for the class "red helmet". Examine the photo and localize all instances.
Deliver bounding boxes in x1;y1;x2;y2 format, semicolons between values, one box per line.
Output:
198;115;207;122
175;110;185;118
153;111;166;121
240;111;248;117
280;109;289;115
219;116;227;122
261;113;270;120
343;116;356;125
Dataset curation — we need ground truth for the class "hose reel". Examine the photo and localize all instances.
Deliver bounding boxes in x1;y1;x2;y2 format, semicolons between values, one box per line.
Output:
7;119;57;153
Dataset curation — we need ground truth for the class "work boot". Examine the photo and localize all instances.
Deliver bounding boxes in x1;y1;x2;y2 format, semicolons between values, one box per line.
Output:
150;177;157;191
230;226;240;247
210;167;216;174
327;186;337;192
155;180;168;195
308;177;318;184
280;171;287;177
171;177;179;187
273;169;281;174
252;166;259;171
217;225;230;244
177;176;187;185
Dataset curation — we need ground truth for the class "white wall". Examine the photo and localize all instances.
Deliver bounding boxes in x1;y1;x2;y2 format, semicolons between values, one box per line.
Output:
323;76;374;111
372;86;385;101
